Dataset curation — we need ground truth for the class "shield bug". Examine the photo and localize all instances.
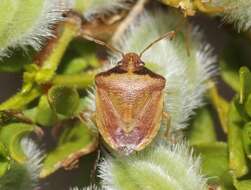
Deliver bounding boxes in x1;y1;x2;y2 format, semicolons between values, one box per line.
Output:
82;31;175;154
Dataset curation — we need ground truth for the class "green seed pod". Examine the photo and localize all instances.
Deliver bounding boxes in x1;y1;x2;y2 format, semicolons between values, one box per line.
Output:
0;123;34;163
239;67;251;104
35;96;57;127
48;85;80;117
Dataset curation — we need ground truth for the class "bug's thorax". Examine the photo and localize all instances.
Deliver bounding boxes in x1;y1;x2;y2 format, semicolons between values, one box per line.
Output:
119;52;144;73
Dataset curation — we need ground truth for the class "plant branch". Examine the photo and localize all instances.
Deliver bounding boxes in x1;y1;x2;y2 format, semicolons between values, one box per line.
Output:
208;81;229;133
0;86;41;111
52;72;96;88
35;15;82;84
111;0;148;43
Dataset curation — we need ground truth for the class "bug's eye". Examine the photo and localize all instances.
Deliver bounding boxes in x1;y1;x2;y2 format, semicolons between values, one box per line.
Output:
117;61;123;65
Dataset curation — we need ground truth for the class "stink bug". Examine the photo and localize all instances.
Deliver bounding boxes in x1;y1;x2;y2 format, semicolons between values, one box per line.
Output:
82;31;175;154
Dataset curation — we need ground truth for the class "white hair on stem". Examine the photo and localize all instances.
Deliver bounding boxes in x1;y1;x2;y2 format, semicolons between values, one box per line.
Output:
0;0;66;58
99;141;207;190
212;0;251;31
0;138;43;190
17;0;65;50
20;138;44;189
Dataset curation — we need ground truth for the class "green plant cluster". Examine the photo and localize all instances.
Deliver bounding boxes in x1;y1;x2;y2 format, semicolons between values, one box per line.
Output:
0;9;100;189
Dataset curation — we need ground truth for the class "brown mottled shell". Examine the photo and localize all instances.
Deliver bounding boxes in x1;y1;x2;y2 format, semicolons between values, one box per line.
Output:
95;53;166;154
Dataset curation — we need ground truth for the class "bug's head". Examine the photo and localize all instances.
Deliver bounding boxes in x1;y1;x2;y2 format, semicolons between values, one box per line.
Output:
80;31;175;72
119;52;144;72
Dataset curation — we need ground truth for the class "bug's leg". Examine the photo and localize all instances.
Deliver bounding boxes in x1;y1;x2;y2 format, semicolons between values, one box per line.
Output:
208;184;217;190
194;0;224;14
162;111;171;138
90;141;101;188
34;126;44;139
51;122;64;138
91;112;97;125
62;154;80;171
85;111;100;189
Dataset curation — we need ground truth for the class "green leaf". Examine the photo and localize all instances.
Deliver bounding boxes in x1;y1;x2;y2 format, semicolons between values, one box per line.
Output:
35;96;57;127
219;40;251;92
40;121;98;178
0;123;34;163
242;122;251;159
0;49;33;72
0;142;10;177
228;98;249;177
234;179;251;190
62;57;89;74
0;163;34;190
244;93;251;117
220;60;240;92
209;83;229;133
59;39;99;75
193;142;234;190
187;106;217;145
23;108;37;123
48;86;80;117
239;67;251;104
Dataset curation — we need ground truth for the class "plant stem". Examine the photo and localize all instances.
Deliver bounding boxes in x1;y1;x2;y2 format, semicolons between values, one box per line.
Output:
111;0;148;43
35;16;81;84
0;15;82;111
209;82;229;133
0;86;41;111
52;72;95;88
228;99;249;177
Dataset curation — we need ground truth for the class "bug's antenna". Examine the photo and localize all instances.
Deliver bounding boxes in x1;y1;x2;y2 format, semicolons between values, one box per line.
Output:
139;31;176;58
79;31;124;56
